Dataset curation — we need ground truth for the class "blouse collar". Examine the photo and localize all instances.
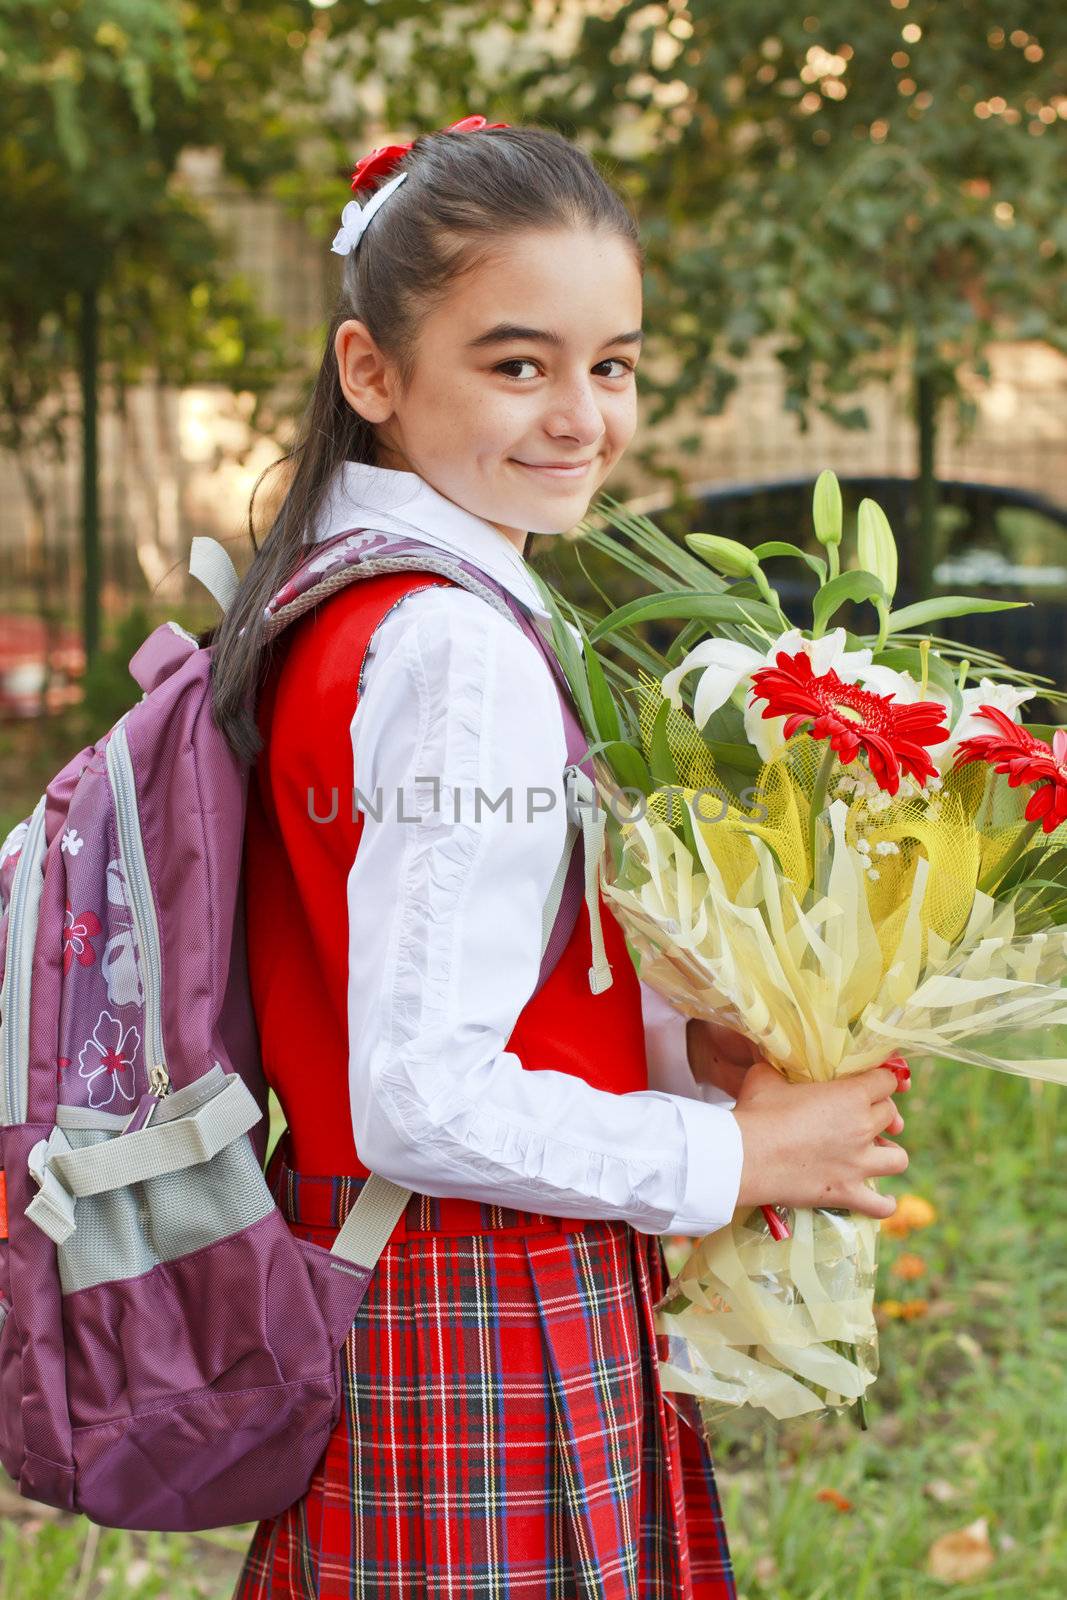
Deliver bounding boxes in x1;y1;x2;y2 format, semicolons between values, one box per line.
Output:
312;459;554;622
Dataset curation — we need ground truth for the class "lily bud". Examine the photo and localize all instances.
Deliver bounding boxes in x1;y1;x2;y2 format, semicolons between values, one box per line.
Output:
813;469;843;549
686;533;759;579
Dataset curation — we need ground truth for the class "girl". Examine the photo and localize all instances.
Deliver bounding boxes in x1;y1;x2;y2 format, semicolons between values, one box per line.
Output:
209;118;908;1600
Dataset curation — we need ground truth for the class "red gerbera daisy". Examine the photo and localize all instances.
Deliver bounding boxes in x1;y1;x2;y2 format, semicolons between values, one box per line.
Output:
953;705;1067;833
350;115;509;193
748;650;951;795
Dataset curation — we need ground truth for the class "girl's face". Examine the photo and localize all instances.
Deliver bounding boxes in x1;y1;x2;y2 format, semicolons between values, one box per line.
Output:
335;226;642;552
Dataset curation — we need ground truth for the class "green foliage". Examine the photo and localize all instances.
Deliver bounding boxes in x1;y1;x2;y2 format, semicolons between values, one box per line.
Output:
687;533;759;579
886;595;1031;633
857;498;898;603
0;1;314;669
519;2;1067;441
811;569;889;638
74;605;155;739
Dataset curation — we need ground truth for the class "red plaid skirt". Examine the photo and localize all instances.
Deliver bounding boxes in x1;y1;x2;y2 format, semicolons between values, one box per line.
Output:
231;1137;735;1599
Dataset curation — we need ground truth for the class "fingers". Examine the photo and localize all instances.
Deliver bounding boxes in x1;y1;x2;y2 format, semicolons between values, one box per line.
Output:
845;1184;903;1220
873;1099;904;1136
858;1057;912;1101
860;1064;906;1101
876;1106;904;1137
865;1138;910;1179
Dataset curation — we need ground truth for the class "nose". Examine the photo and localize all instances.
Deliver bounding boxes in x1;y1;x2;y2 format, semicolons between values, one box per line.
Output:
543;377;607;448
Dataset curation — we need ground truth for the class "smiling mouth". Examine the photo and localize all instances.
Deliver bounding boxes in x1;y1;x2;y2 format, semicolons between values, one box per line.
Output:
512;459;595;477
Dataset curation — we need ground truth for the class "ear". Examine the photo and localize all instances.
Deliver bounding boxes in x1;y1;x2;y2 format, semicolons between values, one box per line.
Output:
335;318;395;424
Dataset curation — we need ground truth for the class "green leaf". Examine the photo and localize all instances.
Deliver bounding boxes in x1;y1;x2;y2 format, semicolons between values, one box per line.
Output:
589;494;726;591
602;741;654;795
533;582;596;734
588;591;780;644
812;571;888;635
856;498;898;602
813;469;842;548
649;699;680;786
704;739;763;775
997;845;1067;896
886;596;1031;632
581;625;621;745
752;540;827;583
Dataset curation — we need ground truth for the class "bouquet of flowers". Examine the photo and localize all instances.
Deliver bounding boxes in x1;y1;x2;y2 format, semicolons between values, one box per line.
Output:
535;472;1067;1424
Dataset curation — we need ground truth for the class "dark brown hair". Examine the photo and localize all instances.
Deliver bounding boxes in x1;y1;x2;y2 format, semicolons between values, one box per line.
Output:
207;121;643;764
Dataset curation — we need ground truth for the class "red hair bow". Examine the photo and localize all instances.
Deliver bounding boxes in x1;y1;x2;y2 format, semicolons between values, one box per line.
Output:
349;114;509;193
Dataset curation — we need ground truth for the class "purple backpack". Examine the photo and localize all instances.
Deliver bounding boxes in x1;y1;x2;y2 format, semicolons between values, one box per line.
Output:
0;525;613;1532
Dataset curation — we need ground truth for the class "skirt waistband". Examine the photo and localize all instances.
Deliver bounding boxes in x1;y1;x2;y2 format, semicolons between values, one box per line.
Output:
265;1133;591;1242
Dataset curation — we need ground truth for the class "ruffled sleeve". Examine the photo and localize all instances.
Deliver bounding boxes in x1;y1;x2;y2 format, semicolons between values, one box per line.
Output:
345;585;744;1236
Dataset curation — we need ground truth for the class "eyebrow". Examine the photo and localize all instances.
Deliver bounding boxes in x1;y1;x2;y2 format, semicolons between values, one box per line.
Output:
464;323;644;351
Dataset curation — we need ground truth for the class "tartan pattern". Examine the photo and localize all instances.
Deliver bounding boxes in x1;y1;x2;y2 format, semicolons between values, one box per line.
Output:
231;1145;735;1599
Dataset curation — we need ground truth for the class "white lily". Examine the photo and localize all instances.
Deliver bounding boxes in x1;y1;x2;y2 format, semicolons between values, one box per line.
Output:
661;638;766;732
935;677;1036;763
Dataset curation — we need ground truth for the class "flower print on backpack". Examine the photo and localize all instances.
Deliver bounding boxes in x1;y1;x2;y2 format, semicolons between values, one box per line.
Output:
77;1008;140;1110
62;902;101;976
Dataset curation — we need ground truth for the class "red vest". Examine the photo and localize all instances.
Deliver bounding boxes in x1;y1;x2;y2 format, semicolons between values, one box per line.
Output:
242;569;650;1180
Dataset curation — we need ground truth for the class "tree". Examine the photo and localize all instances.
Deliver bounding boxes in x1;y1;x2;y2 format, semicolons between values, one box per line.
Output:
0;1;321;664
516;2;1067;595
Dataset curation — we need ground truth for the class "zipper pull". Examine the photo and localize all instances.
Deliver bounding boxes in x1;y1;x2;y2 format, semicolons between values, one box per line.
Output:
121;1065;171;1135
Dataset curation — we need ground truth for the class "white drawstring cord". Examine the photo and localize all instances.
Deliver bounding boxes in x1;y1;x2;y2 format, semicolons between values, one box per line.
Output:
566;766;614;994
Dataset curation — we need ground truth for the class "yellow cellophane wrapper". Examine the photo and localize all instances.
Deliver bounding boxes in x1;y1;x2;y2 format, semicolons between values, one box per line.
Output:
598;702;1067;1420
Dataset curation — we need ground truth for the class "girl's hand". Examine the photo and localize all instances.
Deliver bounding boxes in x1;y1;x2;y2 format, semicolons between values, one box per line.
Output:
731;1059;910;1220
686;1016;761;1099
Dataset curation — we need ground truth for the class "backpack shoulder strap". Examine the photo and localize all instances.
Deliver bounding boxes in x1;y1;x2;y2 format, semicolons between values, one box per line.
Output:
194;528;610;997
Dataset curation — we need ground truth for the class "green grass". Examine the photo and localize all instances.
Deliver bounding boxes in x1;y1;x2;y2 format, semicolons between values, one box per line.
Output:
0;1519;250;1600
701;1058;1067;1600
3;1061;1064;1597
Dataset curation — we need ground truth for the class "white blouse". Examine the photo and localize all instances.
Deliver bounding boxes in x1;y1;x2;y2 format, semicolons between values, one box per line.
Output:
312;461;745;1237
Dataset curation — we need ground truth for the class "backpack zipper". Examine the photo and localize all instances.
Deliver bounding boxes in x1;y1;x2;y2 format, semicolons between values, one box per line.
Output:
0;795;48;1125
104;720;170;1101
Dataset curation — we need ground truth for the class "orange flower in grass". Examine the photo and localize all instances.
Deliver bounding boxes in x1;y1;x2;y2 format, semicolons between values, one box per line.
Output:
878;1297;930;1321
952;707;1067;833
748;651;950;796
816;1488;854;1513
881;1193;938;1238
891;1252;928;1282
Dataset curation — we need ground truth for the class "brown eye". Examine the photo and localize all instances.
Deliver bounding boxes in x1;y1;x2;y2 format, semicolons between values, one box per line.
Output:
495;359;539;380
494;358;635;381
